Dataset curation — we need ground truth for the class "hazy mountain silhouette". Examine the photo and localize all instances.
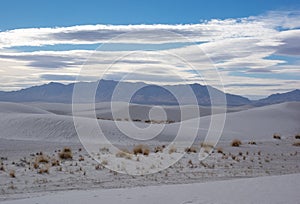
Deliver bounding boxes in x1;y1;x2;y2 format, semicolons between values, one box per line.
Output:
0;80;298;106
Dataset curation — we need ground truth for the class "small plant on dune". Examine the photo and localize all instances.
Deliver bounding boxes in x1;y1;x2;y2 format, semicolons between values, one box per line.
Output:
99;147;110;153
101;160;108;166
231;139;242;147
9;170;16;178
216;147;223;154
185;146;198;154
133;145;150;156
116;149;132;159
154;146;164;153
59;147;73;160
273;133;281;140
78;155;85;162
143;148;150;156
168;146;177;154
200;142;214;148
95;164;102;170
295;134;300;139
293;142;300;146
51;158;60;166
248;141;257;145
0;162;5;172
38;165;50;174
35;154;49;164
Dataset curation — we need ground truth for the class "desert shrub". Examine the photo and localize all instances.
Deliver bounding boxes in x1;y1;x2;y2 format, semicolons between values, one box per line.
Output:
9;170;16;178
95;164;102;170
231;139;242;147
248;141;257;145
116;149;132;159
35;154;49;163
132;119;142;122
51;158;60;166
143;148;150;156
168;146;177;154
133;145;150;156
59;147;73;160
99;147;110;153
185;146;197;153
200;142;214;148
273;133;281;140
216;147;223;154
101;160;108;165
33;162;39;169
293;142;300;146
78;155;85;162
295;134;300;139
38;165;49;174
0;165;4;172
154;146;164;153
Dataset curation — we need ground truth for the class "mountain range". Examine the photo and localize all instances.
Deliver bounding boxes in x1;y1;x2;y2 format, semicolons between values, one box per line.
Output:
0;80;299;106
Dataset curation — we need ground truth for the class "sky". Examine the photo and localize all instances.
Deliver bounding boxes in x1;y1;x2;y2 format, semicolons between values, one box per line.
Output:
0;0;300;99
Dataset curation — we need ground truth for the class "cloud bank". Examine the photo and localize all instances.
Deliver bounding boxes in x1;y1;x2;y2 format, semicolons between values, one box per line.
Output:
0;10;299;97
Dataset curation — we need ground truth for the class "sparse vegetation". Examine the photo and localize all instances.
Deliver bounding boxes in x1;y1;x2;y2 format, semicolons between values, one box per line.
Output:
200;142;214;148
35;154;49;164
293;142;300;146
99;147;110;153
248;141;257;145
216;147;223;154
231;139;242;147
51;158;60;166
78;155;85;162
59;147;73;160
0;163;5;171
133;145;150;156
101;160;108;166
273;133;281;140
116;149;132;159
38;165;49;174
9;170;16;178
154;145;164;153
185;146;197;154
295;134;300;139
168;146;177;154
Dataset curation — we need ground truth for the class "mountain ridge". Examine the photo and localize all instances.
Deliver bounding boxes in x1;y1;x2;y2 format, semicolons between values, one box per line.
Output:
0;80;298;106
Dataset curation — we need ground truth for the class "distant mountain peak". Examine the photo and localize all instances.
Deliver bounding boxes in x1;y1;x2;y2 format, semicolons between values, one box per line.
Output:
0;80;299;106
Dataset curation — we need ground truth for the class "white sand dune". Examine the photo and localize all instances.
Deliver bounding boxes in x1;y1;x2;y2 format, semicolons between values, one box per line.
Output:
0;102;299;142
0;102;50;114
28;101;249;121
2;173;300;204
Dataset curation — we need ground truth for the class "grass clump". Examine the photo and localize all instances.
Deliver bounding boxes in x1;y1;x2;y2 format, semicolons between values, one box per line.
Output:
168;146;177;154
116;149;132;159
295;134;300;139
185;146;198;154
154;145;164;153
293;142;300;146
273;133;281;140
9;170;16;178
248;141;257;145
38;165;50;174
35;154;49;164
231;139;242;147
59;147;73;160
216;147;223;154
133;145;150;156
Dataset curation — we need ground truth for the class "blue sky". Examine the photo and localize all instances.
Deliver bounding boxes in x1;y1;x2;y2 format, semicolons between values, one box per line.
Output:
0;0;300;99
1;0;299;30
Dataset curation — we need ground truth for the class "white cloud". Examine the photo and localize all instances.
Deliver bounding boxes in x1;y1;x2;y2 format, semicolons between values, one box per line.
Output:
0;10;300;97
